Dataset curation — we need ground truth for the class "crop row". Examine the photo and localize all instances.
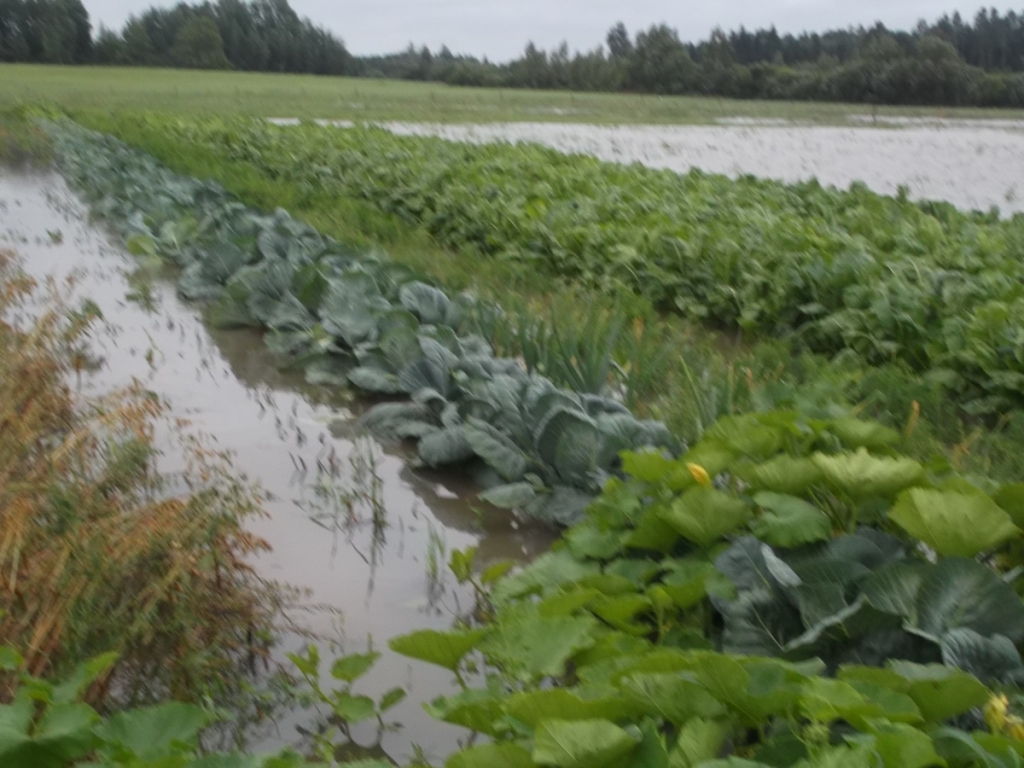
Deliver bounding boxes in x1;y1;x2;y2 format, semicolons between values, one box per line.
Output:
45;119;676;525
383;403;1024;767
131;114;1024;417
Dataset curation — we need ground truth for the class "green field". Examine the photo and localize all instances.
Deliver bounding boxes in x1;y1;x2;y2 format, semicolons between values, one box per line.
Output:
6;63;1024;124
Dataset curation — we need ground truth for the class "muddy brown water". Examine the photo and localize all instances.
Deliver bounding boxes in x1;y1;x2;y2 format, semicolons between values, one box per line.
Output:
0;169;555;763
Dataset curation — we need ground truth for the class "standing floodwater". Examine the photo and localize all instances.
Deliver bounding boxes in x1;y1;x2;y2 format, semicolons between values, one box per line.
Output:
360;119;1024;216
0;169;554;763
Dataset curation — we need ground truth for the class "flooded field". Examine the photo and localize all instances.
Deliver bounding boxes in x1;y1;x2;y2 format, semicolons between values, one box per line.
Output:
273;117;1024;215
0;169;554;763
388;120;1024;215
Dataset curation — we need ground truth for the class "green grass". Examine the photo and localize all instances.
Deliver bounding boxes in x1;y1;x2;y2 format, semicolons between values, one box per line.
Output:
6;63;1024;124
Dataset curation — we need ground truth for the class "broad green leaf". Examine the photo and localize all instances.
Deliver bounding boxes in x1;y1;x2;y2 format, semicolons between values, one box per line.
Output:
786;596;902;656
659;559;721;609
51;652;118;704
449;547;476;584
418;426;475;467
629;720;669;768
321;276;387;346
720;588;805;656
734;455;824;496
861;561;928;619
869;723;947;768
126;233;157;257
464;418;529;481
913;557;1024;643
811;449;924;498
688;653;796;725
844;680;923;724
668;717;731;768
677;442;734;487
607;559;663;587
378;687;406;713
620;672;726;725
993;483;1024;529
399;281;450;325
480;482;537;509
533;718;638;768
446;744;534;768
750;492;831;547
424;688;504;735
703;415;783;459
331;692;376;724
189;753;267;768
590;594;652;633
0;702;99;768
659;487;753;547
387;628;489;672
887;661;991;722
331;652;380;683
347;366;403;394
565;523;624;560
538;587;602;618
526;485;595;527
940;628;1024;684
799;677;875;723
891;488;1019;557
478;614;598;680
625;504;681;554
621;450;677;483
481;560;516;585
0;646;23;672
830;417;901;450
95;702;207;760
504;688;640;727
791;745;874;768
491;550;601;604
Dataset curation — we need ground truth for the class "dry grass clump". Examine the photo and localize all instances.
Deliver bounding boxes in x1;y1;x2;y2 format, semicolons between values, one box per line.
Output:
0;248;283;707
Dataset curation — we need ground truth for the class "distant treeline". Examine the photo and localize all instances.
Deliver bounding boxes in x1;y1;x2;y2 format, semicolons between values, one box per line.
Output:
0;0;349;74
359;12;1024;108
4;0;1024;107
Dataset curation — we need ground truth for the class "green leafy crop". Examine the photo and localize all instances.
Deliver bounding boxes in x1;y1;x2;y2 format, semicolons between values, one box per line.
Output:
43;118;677;525
116;115;1024;417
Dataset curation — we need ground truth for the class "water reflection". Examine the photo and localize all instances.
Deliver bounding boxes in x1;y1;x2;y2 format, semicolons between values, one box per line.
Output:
0;168;554;764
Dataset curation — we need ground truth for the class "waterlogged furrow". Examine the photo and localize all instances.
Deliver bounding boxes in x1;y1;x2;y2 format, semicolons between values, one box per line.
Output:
44;119;675;526
147;114;1024;417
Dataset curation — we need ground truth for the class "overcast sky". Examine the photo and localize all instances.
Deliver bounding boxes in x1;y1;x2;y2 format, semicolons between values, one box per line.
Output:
83;1;1022;61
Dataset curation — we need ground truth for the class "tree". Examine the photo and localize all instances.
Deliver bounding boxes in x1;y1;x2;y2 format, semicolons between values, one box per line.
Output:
170;15;230;69
606;22;632;59
122;17;154;64
626;24;697;94
92;24;126;64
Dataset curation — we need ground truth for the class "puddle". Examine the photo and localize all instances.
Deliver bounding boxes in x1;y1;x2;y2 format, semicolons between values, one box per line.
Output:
296;119;1024;216
0;169;555;763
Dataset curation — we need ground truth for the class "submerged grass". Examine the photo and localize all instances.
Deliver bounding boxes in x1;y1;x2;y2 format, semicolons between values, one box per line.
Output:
0;247;286;709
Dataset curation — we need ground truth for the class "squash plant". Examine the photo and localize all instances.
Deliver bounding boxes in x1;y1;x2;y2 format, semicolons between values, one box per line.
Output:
0;646;315;767
389;408;1024;767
